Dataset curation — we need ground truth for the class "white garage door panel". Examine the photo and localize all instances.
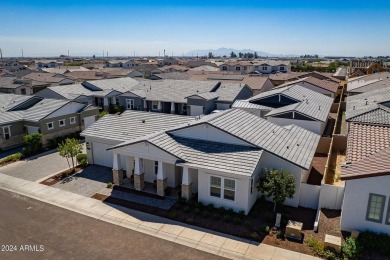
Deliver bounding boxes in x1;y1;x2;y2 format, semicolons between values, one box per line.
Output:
92;142;126;169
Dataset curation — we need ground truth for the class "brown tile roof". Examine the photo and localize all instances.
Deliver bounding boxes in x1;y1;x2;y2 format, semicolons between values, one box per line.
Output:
159;65;189;72
342;147;390;180
23;72;69;84
273;76;339;93
65;71;105;81
346;123;390;164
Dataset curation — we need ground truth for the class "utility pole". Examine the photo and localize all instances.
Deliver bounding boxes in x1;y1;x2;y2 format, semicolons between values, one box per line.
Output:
103;50;104;58
106;51;108;58
68;49;69;57
164;49;165;57
21;49;23;58
0;48;2;59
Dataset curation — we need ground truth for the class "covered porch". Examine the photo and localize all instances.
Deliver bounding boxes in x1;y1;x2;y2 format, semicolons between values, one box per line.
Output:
111;152;198;200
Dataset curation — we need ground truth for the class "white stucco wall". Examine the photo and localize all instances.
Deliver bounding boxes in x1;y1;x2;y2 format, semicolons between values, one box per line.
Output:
341;175;390;234
258;152;305;207
267;116;325;135
197;169;252;214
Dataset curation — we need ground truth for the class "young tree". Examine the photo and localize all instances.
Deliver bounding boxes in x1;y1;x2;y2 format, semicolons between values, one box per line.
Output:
58;138;83;173
238;52;243;58
230;51;237;58
254;52;258;59
208;52;214;59
257;168;296;212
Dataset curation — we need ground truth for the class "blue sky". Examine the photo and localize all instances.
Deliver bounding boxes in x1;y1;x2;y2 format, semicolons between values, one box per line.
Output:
1;0;389;57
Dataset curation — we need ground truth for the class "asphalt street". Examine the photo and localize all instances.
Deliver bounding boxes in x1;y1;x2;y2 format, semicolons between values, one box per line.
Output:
0;189;224;260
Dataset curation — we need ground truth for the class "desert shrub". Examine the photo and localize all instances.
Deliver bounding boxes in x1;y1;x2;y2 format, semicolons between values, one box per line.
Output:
262;225;270;234
305;237;342;260
249;232;259;240
106;182;113;188
276;229;284;239
223;215;231;222
186;217;194;224
202;210;210;218
342;237;361;260
76;153;88;166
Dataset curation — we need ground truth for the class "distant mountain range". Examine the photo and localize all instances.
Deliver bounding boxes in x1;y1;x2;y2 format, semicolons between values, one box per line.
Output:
185;48;299;58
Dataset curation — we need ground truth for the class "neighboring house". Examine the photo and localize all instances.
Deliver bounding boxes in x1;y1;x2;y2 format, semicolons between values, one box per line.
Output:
340;123;390;235
219;60;291;74
117;79;253;116
158;65;189;73
346;72;390;95
23;72;75;93
3;60;22;72
157;58;179;66
35;77;139;110
92;68;144;78
0;94;99;150
35;60;64;70
348;60;385;78
272;76;340;98
105;60;136;68
233;84;334;135
189;65;219;72
0;77;33;95
81;109;320;214
269;71;340;86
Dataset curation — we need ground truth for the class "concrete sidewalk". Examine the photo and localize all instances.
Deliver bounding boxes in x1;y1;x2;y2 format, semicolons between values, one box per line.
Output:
0;173;319;260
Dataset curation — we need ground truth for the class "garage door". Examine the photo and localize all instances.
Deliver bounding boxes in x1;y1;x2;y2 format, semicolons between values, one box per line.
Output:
91;142;127;169
190;105;204;116
92;142;113;167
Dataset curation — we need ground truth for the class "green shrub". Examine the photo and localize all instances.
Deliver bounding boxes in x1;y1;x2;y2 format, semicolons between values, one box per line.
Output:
183;206;191;213
251;211;259;218
202;210;210;218
305;237;342;259
249;232;259;240
276;230;284;239
76;153;88;166
223;215;231;222
262;225;270;234
227;208;234;215
342;237;361;260
195;202;204;209
186;217;194;224
98;111;109;119
207;203;214;210
164;187;171;196
106;182;113;188
178;197;186;205
357;231;390;257
238;210;245;218
233;218;240;225
109;105;124;114
264;212;274;222
218;207;226;214
0;152;23;165
173;203;181;210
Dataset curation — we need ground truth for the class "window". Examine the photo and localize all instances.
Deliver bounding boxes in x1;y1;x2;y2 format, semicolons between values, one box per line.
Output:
224;178;235;201
250;178;254;194
47;122;54;130
20;88;26;95
222;66;227;71
152;101;158;110
210;176;221;198
126;99;135;109
366;193;386;223
154;161;158;175
2;126;11;140
58;119;65;127
235;67;241;71
210;176;236;201
386;202;390;225
69;117;76;124
182;104;187;112
262;66;268;70
280;66;285;71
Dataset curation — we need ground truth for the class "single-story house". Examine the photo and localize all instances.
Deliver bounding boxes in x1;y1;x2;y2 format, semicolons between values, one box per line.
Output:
82;109;320;214
0;77;33;95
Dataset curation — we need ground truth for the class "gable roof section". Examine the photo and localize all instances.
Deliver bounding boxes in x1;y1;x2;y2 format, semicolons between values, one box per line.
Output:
273;76;339;93
348;104;390;125
167;109;319;169
342;147;390;180
232;100;272;111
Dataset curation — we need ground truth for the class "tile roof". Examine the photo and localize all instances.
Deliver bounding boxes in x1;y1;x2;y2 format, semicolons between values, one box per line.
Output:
348;105;390;125
83;77;139;93
232;100;272;111
347;78;390;94
81;110;192;142
23;72;70;84
189;65;219;72
346;85;390;120
273;76;339;93
0;77;28;89
250;84;334;122
342;147;390;180
214;83;249;102
346;123;390;164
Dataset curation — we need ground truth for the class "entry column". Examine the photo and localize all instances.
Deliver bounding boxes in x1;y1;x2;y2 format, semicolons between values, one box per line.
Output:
134;157;145;190
112;153;123;185
156;161;167;196
181;166;192;200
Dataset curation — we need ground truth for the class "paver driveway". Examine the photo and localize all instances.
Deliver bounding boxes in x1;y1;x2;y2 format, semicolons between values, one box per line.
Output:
0;150;70;182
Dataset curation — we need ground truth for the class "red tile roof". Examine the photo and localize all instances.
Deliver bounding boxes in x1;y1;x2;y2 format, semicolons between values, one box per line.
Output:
342;147;390;180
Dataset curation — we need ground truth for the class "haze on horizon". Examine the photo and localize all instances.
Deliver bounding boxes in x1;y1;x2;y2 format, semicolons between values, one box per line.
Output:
1;0;389;58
